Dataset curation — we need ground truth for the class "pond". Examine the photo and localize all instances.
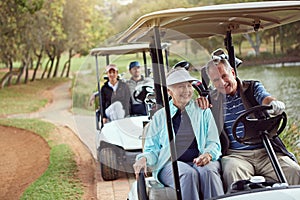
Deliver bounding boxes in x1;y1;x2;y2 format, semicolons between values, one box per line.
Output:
237;65;300;123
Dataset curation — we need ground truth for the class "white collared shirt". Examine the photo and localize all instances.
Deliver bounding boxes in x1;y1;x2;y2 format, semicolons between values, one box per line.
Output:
108;81;119;92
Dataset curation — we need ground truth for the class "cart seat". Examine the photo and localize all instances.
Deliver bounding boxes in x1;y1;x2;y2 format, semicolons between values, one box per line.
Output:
128;176;176;200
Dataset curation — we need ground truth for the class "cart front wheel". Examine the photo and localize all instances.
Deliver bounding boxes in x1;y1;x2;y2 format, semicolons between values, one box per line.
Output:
99;148;119;181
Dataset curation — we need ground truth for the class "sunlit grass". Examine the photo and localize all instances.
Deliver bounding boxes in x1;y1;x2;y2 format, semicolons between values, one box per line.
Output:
21;144;83;200
280;120;300;164
0;118;54;139
0;78;69;116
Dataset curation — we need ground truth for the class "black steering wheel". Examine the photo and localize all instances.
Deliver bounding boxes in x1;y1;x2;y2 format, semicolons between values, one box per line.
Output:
232;105;287;145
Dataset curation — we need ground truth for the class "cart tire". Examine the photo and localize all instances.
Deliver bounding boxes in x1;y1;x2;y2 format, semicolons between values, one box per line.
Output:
99;148;119;181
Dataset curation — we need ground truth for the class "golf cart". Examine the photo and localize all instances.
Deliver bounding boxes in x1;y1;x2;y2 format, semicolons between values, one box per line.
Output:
90;43;169;181
116;1;300;199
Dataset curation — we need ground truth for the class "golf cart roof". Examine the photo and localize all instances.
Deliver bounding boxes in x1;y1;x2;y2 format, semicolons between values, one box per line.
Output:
118;1;300;43
90;43;170;56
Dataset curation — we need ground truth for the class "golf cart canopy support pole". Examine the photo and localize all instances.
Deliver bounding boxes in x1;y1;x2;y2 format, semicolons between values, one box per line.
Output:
164;48;169;72
105;55;109;65
95;55;104;129
262;133;288;183
225;30;237;76
142;51;149;77
150;43;163;107
150;26;182;200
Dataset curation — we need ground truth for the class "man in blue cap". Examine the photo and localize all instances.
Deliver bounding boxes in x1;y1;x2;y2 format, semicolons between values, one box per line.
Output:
127;61;153;115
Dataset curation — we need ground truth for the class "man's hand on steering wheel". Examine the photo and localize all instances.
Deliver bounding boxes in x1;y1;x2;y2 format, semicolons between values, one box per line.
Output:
267;100;285;115
232;105;287;145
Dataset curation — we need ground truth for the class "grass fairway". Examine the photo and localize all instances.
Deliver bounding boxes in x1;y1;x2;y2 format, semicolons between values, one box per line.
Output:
0;78;69;116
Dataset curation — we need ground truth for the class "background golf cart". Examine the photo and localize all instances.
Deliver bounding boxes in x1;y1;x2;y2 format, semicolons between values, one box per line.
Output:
89;43;169;181
117;1;300;199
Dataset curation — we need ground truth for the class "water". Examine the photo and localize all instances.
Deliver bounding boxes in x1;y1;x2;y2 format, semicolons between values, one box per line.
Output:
237;65;300;123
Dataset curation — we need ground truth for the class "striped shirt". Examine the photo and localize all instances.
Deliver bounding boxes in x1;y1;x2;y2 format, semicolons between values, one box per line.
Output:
223;82;270;150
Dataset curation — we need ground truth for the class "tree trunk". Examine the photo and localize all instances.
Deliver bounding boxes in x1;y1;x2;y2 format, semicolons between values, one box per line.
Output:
279;26;284;54
61;48;73;78
29;57;33;69
16;61;25;84
7;59;13;86
52;53;61;78
238;42;242;55
272;35;276;55
66;59;71;78
46;46;56;78
47;58;54;78
41;59;50;79
31;48;43;81
243;33;261;56
66;48;73;78
61;60;69;77
24;60;29;84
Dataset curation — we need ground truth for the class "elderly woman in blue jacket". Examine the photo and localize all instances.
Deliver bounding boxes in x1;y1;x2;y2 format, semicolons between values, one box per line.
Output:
133;68;224;200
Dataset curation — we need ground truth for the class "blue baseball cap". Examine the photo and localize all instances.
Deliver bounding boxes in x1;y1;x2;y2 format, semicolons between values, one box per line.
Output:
129;61;141;70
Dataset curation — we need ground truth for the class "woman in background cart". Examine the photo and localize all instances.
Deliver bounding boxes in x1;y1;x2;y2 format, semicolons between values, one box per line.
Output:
90;64;131;124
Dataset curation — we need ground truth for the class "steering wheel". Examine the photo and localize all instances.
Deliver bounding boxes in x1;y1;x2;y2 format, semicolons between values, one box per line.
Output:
232;105;287;145
229;179;275;193
133;85;154;103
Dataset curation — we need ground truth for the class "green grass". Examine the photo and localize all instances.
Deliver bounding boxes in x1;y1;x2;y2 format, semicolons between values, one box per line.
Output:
280;120;300;164
0;116;83;200
0;118;54;139
0;78;69;116
21;144;83;200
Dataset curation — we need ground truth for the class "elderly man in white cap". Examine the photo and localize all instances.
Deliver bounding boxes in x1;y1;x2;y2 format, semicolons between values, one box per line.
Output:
133;68;224;200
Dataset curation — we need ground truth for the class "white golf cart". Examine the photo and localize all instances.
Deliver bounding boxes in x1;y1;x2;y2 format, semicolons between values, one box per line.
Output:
116;1;300;199
89;43;169;181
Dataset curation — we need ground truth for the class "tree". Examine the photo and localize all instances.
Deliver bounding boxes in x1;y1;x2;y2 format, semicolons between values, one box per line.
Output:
110;0;191;34
232;34;246;56
243;32;262;56
280;21;300;56
0;0;44;84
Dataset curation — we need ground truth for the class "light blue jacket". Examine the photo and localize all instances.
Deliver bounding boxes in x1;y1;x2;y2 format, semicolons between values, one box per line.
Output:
136;99;221;181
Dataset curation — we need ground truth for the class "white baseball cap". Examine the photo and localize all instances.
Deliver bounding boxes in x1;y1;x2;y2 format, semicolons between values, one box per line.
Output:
166;68;197;86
